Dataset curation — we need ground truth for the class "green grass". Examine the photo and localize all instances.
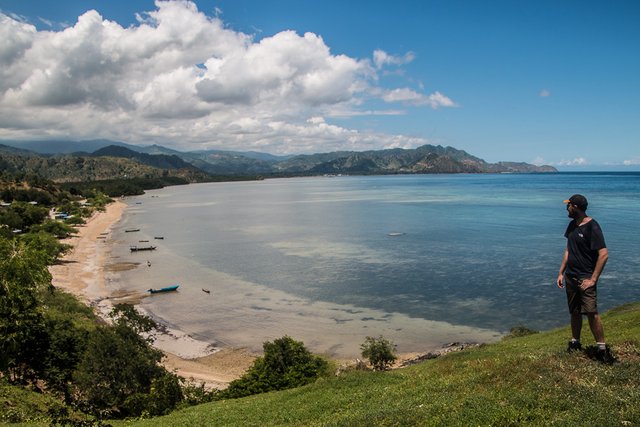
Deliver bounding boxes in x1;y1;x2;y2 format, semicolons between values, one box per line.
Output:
0;379;69;425
113;302;640;426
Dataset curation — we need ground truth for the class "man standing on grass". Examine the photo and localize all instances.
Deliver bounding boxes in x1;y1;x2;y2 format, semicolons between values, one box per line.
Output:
556;194;615;363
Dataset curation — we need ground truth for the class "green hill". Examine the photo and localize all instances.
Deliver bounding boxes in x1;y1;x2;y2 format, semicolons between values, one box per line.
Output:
114;302;640;426
2;303;638;425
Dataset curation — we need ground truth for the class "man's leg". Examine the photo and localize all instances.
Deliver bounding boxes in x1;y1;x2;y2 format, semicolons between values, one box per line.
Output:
571;312;583;341
567;312;583;352
587;313;605;343
588;313;615;363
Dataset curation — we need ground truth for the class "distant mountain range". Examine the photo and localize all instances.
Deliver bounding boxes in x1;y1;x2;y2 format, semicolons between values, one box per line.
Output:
0;139;557;182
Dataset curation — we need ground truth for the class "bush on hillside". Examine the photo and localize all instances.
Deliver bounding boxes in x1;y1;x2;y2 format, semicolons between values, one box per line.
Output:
219;336;329;399
360;335;397;371
72;304;183;418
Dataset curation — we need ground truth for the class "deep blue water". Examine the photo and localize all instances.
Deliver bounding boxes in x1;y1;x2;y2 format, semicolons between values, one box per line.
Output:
113;173;640;338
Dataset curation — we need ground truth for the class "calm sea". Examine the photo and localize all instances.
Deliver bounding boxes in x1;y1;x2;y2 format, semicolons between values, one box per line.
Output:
108;173;640;357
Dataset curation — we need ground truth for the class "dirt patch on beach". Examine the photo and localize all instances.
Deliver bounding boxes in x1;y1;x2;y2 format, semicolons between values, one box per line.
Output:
108;289;148;305
163;348;257;390
104;262;141;272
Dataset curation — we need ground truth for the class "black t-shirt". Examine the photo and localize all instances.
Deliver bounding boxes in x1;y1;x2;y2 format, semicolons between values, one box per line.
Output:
564;219;606;278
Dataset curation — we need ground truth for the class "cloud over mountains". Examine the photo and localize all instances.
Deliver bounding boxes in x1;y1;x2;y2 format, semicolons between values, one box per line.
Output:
0;1;455;154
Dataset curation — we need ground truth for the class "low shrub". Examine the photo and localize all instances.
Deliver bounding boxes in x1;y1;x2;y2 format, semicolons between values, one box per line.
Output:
360;335;397;370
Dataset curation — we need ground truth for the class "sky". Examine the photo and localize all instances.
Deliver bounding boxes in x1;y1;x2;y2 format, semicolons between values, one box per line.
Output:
0;1;638;169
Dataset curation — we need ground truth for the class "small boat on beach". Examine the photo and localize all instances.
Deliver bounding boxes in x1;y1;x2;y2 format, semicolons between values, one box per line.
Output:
139;240;149;242
130;245;157;252
148;284;179;294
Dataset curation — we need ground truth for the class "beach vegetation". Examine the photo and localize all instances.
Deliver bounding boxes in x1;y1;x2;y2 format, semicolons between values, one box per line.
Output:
218;335;330;400
0;185;56;207
28;219;77;239
19;231;72;262
0;200;49;230
61;176;193;197
360;335;397;370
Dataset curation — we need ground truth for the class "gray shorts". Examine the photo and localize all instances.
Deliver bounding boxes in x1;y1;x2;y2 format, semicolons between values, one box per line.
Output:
565;275;598;315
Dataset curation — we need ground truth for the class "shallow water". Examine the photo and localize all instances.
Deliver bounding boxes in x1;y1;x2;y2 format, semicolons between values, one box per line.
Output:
107;173;640;358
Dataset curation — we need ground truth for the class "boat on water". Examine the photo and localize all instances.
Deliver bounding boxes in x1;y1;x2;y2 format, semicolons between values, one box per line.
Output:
154;236;164;240
130;245;157;252
125;228;140;233
148;285;179;294
202;288;210;294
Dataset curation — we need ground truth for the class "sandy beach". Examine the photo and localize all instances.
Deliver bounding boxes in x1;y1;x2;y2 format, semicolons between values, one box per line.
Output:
49;200;256;389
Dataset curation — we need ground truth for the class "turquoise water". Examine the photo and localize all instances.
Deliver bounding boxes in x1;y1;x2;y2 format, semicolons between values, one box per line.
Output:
110;173;640;356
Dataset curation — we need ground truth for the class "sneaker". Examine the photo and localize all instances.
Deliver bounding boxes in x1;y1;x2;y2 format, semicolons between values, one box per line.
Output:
596;346;616;365
567;340;582;353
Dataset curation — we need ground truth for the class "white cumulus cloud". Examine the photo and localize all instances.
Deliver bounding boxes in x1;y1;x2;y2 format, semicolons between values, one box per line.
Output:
0;1;455;153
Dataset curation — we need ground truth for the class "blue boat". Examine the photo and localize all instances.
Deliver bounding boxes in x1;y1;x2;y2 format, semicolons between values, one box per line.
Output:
147;284;179;294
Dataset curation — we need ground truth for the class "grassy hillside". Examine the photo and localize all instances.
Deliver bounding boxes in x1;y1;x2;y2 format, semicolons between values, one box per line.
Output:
118;302;640;426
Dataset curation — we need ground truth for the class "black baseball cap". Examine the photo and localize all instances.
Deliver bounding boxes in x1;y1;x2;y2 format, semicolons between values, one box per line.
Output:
563;194;588;210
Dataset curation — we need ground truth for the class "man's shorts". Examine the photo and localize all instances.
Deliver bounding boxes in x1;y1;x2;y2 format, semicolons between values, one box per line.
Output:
565;275;598;315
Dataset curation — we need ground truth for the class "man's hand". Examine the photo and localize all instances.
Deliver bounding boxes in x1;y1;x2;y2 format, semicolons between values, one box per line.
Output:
580;278;596;290
557;274;565;288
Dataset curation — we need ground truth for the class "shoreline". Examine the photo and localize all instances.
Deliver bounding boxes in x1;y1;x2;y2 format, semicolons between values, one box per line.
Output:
49;200;257;389
49;198;496;389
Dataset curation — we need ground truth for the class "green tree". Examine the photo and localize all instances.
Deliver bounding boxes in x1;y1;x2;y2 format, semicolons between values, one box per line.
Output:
220;336;329;399
42;316;88;403
0;236;52;382
0;208;23;230
72;304;182;418
19;231;71;263
28;219;77;239
40;290;95;404
360;335;397;371
7;201;48;230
